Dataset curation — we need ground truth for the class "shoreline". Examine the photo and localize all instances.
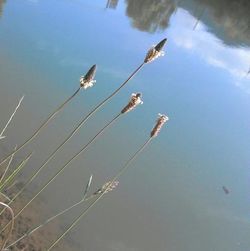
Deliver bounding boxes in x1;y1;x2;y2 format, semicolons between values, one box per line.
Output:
0;183;77;251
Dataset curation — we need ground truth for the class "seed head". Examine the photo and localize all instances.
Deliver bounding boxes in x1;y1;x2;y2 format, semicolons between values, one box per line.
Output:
121;93;143;114
94;181;119;195
80;64;97;89
150;113;169;138
155;38;167;52
144;38;167;63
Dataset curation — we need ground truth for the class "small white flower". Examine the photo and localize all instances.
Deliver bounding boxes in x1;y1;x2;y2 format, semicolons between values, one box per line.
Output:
158;113;169;122
80;64;97;89
144;47;165;63
144;38;167;63
94;180;119;195
80;77;96;89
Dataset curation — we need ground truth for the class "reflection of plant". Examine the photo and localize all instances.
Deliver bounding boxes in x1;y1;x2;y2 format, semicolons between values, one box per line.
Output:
0;38;168;249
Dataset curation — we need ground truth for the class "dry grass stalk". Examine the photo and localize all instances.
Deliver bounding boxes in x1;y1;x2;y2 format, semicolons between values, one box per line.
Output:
0;152;33;192
0;95;24;141
0;202;14;251
0;145;17;184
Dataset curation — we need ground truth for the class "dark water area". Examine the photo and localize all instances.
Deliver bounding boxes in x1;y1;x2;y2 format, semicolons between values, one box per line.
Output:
0;0;250;250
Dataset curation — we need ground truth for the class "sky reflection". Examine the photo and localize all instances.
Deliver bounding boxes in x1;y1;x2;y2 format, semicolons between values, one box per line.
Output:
0;1;250;251
169;8;250;93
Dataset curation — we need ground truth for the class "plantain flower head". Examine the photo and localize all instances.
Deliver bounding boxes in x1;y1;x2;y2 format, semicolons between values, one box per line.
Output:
121;93;143;114
150;113;169;138
144;38;167;63
94;181;119;195
80;64;97;89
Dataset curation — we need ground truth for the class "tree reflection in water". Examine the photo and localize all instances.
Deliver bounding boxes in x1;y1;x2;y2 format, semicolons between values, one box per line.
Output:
124;0;250;47
0;0;6;17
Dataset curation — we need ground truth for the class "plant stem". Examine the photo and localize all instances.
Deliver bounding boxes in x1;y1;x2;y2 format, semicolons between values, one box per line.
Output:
0;145;17;184
0;95;24;140
47;138;152;250
0;202;14;251
0;153;33;217
0;152;33;192
0;88;81;167
6;176;94;249
0;113;121;234
2;62;145;210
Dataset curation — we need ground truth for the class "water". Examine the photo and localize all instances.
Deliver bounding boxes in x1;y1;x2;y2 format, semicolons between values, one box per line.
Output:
0;0;250;250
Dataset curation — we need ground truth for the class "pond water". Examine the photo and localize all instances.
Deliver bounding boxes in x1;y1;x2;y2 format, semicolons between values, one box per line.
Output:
0;0;250;250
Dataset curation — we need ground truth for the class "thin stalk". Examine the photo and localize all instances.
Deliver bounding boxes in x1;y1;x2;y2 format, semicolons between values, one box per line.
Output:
0;192;11;202
0;145;17;184
47;138;152;250
0;113;122;234
0;152;33;192
0;202;14;251
3;62;145;210
2;180;18;192
0;95;24;140
6;175;94;249
0;87;81;167
0;153;33;218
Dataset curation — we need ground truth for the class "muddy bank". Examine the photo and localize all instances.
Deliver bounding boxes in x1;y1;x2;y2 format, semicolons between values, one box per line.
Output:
0;184;78;251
